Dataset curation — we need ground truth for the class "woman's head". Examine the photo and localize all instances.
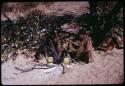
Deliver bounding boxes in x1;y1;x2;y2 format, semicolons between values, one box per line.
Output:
79;31;87;40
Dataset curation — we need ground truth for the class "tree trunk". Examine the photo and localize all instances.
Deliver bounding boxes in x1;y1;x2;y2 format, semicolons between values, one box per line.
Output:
101;1;123;42
88;1;101;47
88;1;123;48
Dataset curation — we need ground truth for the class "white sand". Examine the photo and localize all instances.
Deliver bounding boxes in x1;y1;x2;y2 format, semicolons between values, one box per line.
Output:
1;48;124;85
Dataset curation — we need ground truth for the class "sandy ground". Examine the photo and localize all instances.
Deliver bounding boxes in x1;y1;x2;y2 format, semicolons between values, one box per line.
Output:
1;2;89;21
1;48;124;85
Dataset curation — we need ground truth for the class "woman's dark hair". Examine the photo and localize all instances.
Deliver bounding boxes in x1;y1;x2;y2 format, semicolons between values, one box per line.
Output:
79;29;87;35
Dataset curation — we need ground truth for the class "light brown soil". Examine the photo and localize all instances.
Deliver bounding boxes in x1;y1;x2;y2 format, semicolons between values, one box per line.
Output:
1;2;89;21
1;48;124;85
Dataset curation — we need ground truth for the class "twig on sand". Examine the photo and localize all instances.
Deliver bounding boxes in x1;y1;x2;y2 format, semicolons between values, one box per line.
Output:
15;63;65;74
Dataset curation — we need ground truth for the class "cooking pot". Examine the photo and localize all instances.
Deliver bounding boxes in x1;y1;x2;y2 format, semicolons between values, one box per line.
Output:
47;57;53;65
63;57;71;65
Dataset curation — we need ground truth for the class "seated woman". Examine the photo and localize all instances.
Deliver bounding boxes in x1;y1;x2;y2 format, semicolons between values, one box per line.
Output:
68;38;78;62
52;30;64;64
75;31;93;63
